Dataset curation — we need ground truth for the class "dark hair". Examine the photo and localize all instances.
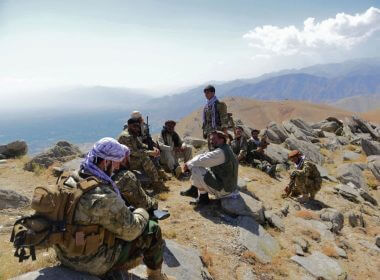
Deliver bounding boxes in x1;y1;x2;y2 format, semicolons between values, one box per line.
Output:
93;156;105;165
203;85;215;93
128;118;140;125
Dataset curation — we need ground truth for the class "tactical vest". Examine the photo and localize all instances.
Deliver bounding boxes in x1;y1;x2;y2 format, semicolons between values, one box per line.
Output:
10;172;116;262
204;144;238;193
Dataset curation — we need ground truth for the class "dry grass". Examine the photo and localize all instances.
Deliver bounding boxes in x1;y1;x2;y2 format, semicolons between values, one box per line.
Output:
29;163;46;176
162;228;177;239
322;243;339;258
241;250;257;264
300;229;321;242
157;192;169;201
363;170;378;190
295;210;320;220
0;234;57;280
346;145;358;152
200;248;217;279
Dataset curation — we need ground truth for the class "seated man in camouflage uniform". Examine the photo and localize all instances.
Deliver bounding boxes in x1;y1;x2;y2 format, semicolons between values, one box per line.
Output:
55;137;173;280
282;150;322;201
230;126;248;162
246;129;276;178
118;118;165;190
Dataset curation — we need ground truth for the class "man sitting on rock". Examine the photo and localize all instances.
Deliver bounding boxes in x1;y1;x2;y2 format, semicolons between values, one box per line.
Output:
282;150;322;201
180;130;238;206
55;137;174;280
246;129;276;178
230;126;248;162
158;120;193;178
118;118;165;190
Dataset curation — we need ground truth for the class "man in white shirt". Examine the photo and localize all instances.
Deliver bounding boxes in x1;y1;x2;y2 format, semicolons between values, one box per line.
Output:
180;130;238;206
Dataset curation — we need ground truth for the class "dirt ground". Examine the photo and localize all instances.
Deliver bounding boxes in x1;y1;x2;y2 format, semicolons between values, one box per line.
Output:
0;146;380;279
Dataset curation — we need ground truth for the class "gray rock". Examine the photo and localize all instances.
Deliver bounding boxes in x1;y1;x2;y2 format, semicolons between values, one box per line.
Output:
237;177;248;192
324;137;342;151
320;208;344;233
11;266;100;280
0;189;30;210
283;120;319;143
350;133;373;146
358;189;377;206
24;141;81;171
291;252;347;280
336;163;367;190
221;192;265;224
294;244;305;256
237;216;280;263
358;239;380;253
284;138;324;165
333;183;361;203
376;235;380;248
0;140;28;158
295;218;335;241
352;115;380;141
367;155;380;181
335;246;347;259
361;139;380;156
235;263;258;280
0;159;7;164
347;211;365;228
293;237;309;252
343;151;360;161
321;121;341;133
316;164;329;178
264;210;285;231
280;204;289;217
183;137;207;149
266;122;289;144
265;144;290;164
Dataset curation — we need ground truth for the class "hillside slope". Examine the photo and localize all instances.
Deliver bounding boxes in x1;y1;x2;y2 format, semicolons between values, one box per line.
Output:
176;97;356;138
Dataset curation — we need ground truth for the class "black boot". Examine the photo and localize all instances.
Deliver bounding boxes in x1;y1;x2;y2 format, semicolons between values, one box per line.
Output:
267;165;277;178
180;185;198;198
190;193;210;206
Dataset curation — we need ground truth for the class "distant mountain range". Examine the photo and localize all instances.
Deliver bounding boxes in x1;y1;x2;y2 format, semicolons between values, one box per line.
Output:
2;57;380;153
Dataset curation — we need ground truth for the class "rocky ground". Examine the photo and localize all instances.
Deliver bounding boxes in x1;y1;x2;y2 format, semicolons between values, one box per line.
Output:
0;115;380;280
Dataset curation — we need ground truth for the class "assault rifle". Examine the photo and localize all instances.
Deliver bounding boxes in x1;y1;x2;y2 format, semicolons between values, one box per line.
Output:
145;116;155;150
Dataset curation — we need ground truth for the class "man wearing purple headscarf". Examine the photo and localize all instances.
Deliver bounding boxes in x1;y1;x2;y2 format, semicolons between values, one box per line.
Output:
55;138;174;280
202;85;229;150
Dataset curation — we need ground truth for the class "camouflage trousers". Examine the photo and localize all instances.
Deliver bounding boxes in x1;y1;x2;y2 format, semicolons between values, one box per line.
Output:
291;174;322;199
129;155;160;183
247;151;275;174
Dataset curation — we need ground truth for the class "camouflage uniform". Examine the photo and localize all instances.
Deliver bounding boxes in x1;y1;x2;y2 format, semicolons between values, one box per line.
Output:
246;138;275;174
202;100;229;149
289;159;322;199
117;130;160;184
113;169;158;211
230;135;248;161
54;173;164;277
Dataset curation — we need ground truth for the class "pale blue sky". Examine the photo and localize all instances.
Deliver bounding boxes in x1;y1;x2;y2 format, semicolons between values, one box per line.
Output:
0;0;379;95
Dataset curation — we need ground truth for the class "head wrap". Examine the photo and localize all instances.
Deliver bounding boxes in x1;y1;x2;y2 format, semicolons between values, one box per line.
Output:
130;111;142;119
80;137;130;197
128;118;140;125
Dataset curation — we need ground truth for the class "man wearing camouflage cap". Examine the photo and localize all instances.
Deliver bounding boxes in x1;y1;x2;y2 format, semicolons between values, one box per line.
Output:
180;130;238;205
282;150;322;201
54;137;173;280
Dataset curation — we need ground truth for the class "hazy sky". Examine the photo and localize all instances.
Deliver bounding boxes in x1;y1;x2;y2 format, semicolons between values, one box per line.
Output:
1;0;380;94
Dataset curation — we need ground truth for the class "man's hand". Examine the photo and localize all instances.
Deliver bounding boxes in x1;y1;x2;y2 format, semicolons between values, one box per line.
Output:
148;147;160;158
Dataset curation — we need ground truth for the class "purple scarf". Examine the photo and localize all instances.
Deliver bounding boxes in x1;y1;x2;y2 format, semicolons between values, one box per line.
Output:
203;95;218;129
80;137;130;197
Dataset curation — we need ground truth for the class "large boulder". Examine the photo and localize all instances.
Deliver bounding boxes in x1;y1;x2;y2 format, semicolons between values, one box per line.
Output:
237;216;280;264
24;141;81;171
11;266;100;280
0;189;30;210
0;141;28;158
342;151;360;161
183;137;207;149
265;144;290;164
284;138;324;165
361;139;380;156
221;192;265;224
336;163;367;190
319;208;344;233
283;120;319;143
368;155;380;181
291;252;347;280
351;116;380;141
266;122;289;144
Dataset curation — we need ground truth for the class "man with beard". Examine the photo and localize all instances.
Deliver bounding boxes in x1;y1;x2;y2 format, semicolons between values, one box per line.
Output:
180;130;238;206
118;118;165;190
53;137;174;280
230;126;248;162
158;120;192;178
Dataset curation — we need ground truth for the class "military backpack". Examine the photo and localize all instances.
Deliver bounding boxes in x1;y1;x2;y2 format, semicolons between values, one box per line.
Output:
10;172;116;262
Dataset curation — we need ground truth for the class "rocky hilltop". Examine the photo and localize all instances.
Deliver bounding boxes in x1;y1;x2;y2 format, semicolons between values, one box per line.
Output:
0;113;379;280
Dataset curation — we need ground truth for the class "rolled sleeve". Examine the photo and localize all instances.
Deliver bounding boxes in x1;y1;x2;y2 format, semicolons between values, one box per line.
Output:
187;148;225;169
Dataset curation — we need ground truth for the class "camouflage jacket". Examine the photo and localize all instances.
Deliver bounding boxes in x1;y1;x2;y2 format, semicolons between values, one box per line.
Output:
118;130;149;159
113;169;158;211
290;159;321;186
230;136;248;160
202;100;229;134
55;173;149;276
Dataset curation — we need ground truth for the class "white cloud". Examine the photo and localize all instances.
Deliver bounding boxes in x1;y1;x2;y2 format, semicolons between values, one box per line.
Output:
243;7;380;56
